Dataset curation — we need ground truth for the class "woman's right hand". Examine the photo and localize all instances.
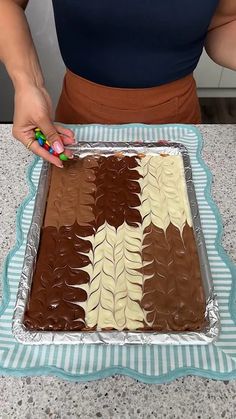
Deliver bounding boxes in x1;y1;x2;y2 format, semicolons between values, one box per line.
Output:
12;83;75;167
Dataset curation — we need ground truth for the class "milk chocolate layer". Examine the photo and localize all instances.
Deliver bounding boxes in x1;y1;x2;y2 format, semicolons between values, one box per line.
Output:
24;157;98;330
141;222;206;331
24;223;93;330
44;156;98;228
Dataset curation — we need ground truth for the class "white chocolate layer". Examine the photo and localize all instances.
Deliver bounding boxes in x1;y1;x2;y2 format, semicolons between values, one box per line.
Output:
85;222;144;330
138;155;192;233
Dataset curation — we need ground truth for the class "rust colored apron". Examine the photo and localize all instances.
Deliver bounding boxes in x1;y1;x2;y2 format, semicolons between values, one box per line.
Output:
55;70;201;124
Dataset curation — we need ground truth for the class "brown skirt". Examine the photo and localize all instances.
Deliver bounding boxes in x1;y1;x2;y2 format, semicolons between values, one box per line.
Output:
55;70;201;125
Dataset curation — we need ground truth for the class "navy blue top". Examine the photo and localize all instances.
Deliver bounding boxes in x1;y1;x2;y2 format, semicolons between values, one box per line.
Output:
52;0;219;88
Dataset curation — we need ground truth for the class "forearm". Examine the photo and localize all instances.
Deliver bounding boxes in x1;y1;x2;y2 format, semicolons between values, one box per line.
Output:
205;20;236;71
0;0;44;90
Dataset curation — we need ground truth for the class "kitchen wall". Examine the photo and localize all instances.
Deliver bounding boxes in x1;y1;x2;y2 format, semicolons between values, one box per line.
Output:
0;0;235;122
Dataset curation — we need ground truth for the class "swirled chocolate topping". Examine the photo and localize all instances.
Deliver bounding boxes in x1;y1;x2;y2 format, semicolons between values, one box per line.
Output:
24;153;206;333
44;156;98;228
24;155;144;331
24;223;92;331
94;155;142;229
140;223;206;331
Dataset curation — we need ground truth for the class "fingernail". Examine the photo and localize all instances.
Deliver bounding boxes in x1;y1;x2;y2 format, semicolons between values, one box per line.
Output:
69;154;74;159
53;141;64;154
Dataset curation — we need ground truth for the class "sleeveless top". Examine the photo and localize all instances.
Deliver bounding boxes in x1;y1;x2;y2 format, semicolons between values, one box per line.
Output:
52;0;219;88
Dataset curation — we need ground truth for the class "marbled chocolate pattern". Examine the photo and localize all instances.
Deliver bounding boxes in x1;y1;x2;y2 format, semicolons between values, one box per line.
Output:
24;154;206;333
24;223;93;330
93;155;142;229
84;155;144;329
141;223;206;331
85;222;144;330
24;156;145;331
44;156;98;228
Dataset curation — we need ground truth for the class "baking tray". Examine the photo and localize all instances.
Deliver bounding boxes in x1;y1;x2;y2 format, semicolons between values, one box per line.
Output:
12;142;220;345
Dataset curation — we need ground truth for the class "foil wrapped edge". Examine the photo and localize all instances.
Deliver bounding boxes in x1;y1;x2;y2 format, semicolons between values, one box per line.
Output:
12;142;220;345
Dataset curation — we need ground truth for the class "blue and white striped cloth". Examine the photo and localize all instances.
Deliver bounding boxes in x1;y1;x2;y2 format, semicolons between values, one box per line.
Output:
1;124;236;383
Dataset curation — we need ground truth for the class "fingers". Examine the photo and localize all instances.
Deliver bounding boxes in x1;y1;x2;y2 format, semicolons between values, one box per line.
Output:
13;122;75;167
54;124;76;146
17;129;63;168
33;129;74;163
63;148;74;159
39;118;64;154
28;139;64;168
34;147;63;168
47;125;74;158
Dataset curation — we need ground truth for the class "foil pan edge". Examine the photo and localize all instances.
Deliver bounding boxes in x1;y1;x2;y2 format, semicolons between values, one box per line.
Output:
12;142;221;345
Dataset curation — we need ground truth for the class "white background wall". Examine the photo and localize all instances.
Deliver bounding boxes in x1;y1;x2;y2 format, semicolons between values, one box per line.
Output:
0;0;235;122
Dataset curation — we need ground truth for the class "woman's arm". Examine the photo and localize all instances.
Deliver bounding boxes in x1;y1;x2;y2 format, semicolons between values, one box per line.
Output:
205;0;236;70
0;0;44;92
0;0;74;167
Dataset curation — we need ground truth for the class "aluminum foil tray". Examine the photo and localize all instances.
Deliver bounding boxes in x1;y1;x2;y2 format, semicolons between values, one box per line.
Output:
12;142;220;345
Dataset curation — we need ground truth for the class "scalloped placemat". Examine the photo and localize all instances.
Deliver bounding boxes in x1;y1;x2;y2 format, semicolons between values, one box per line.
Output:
1;124;236;383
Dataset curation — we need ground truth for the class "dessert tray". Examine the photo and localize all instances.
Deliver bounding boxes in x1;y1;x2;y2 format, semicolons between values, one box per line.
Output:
12;141;220;345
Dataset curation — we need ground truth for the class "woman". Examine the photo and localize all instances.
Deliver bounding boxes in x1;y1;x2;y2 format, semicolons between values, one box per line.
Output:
0;0;235;167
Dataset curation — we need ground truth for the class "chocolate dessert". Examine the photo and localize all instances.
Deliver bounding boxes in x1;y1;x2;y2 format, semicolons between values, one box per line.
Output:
24;153;206;332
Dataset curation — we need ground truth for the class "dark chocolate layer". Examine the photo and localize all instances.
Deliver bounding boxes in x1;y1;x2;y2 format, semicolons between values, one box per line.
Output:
141;222;206;331
94;155;142;229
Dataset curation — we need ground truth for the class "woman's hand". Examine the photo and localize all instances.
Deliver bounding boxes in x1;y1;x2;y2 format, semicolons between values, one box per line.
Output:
0;1;74;167
12;83;75;167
